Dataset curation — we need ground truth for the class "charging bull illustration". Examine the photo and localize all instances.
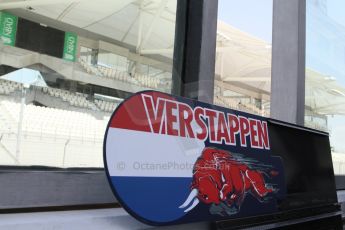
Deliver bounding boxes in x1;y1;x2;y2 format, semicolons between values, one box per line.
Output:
179;147;277;215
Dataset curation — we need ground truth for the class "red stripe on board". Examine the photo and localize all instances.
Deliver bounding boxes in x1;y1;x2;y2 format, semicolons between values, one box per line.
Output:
109;91;174;133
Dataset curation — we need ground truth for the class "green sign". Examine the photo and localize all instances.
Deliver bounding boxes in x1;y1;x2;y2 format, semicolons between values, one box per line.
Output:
0;11;18;46
63;32;78;62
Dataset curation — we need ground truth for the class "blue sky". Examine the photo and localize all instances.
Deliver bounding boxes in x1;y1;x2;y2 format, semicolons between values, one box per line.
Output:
217;0;345;42
217;0;273;42
328;0;345;26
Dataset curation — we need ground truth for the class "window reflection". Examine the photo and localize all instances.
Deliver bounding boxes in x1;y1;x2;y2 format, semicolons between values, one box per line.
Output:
215;0;272;117
0;0;177;167
306;0;345;174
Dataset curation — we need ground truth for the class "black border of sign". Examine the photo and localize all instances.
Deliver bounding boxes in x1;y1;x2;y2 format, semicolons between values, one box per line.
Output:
103;90;331;227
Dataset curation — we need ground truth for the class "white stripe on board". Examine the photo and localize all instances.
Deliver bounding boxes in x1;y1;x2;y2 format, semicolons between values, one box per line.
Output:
106;128;205;178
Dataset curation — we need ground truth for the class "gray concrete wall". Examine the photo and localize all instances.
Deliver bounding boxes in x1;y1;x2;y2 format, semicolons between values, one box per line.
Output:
196;0;218;104
271;0;306;125
172;0;218;103
0;168;116;209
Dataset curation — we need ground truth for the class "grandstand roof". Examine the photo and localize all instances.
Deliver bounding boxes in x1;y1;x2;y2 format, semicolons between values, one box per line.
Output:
0;0;177;58
1;1;345;115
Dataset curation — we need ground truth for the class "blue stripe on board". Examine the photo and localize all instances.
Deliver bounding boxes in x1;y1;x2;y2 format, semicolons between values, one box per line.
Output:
110;176;193;223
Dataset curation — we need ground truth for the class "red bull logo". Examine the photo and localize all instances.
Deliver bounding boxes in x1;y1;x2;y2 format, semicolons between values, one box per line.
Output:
180;147;276;215
104;91;285;226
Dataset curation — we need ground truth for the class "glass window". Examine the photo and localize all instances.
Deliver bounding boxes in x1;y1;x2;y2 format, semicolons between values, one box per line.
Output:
0;0;177;167
214;0;273;117
305;0;345;174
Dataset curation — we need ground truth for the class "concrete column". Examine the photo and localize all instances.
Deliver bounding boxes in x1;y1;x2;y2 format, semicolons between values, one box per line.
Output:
271;0;306;125
172;0;218;104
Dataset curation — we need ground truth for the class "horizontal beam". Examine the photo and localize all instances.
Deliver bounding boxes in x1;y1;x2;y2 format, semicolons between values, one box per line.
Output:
222;77;271;82
140;48;173;55
216;46;271;53
215;79;270;101
0;0;88;10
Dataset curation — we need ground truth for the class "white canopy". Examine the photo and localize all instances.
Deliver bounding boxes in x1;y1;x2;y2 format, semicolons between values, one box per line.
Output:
0;0;177;58
306;69;345;115
2;1;345;115
1;68;47;87
215;20;271;93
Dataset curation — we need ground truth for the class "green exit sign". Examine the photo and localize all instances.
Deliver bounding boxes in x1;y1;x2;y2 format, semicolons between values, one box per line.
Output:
63;32;78;62
0;11;18;46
